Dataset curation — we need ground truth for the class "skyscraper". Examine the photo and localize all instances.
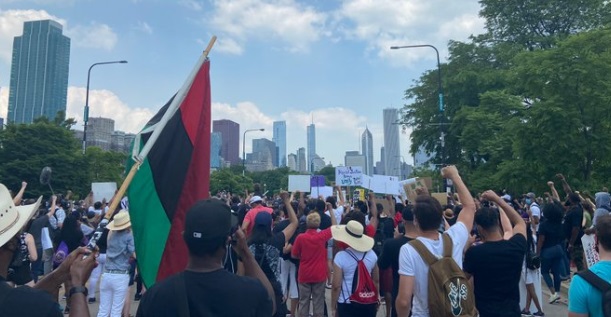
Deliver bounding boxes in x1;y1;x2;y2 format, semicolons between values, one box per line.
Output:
383;108;401;177
87;117;114;151
307;123;316;170
287;153;297;171
212;119;240;165
252;138;277;168
8;20;70;124
273;121;287;167
297;147;307;173
361;127;374;176
210;132;222;169
345;151;366;170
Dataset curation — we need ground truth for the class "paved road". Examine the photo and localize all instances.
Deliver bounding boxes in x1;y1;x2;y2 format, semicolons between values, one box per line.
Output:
61;280;568;316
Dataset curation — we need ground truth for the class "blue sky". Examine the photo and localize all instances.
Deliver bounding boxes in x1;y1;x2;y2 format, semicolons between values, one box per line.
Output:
0;0;484;167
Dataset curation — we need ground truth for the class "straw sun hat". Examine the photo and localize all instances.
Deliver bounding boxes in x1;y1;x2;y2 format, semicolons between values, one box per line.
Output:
0;184;41;248
331;220;374;252
106;210;131;231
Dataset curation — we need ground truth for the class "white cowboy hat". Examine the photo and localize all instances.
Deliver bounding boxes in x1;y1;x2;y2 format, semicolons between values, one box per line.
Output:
331;220;374;252
106;210;131;231
0;184;41;248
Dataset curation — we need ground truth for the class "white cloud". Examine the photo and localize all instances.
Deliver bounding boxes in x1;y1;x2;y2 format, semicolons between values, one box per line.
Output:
0;9;65;63
66;87;154;133
336;0;485;67
66;22;118;51
134;21;153;35
212;37;244;55
208;0;327;53
179;0;203;11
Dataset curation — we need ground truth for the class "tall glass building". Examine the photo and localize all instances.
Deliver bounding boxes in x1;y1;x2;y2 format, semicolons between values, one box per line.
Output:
361;126;374;175
210;132;222;169
7;20;70;124
307;123;316;171
212;119;240;165
273;121;286;167
383;108;401;177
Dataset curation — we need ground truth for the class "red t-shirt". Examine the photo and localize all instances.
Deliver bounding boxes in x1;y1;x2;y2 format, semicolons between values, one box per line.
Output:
291;228;332;283
393;212;403;227
243;205;273;236
336;224;375;250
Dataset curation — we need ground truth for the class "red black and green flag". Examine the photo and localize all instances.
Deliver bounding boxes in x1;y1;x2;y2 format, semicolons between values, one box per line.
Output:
126;57;211;287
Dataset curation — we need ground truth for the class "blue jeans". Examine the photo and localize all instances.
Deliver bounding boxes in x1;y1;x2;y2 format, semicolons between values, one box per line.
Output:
541;244;564;292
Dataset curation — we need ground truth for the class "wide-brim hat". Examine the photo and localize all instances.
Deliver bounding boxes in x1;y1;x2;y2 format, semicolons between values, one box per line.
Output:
0;184;41;248
107;210;131;231
331;220;374;252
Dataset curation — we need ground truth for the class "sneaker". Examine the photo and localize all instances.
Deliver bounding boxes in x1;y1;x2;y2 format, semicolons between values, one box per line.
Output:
520;309;532;317
533;312;545;316
549;293;560;304
325;282;332;289
88;297;96;304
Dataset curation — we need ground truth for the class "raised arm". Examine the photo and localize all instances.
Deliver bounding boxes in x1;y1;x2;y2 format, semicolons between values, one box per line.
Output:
368;192;378;231
280;191;298;239
556;173;573;197
12;181;27;205
387;195;396;217
443;166;476;233
336;186;345;206
483;190;526;238
547;181;560;202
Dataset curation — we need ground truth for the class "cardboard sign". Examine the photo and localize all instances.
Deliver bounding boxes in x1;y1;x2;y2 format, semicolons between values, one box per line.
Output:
374;198;393;214
335;166;363;187
288;175;311;192
582;234;600;268
431;192;449;205
92;182;117;203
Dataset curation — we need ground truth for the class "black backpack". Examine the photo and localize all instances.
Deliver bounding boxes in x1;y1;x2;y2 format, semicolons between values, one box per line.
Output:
576;270;611;316
373;217;394;255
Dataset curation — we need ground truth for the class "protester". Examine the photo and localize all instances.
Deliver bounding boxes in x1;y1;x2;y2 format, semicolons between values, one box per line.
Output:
243;191;298;317
291;209;338;317
331;220;378;317
378;205;417;317
462;190;527;316
592;191;611;228
521;222;544;317
88;228;108;303
274;197;300;317
136;199;275;316
396;165;477;317
29;202;54;282
526;192;541;231
564;193;586;272
242;195;273;236
537;202;567;304
568;215;611;317
55;213;85;313
97;210;136;317
0;183;96;317
6;222;37;287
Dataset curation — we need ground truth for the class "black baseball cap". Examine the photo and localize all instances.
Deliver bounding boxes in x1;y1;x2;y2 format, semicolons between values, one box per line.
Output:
183;199;238;248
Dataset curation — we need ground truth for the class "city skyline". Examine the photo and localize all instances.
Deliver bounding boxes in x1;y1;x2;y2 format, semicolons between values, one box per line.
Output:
7;19;70;124
0;2;486;166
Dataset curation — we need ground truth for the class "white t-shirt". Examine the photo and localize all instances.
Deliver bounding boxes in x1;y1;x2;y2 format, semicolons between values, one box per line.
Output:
398;222;470;317
325;206;344;224
41;227;53;250
334;248;378;303
530;203;541;231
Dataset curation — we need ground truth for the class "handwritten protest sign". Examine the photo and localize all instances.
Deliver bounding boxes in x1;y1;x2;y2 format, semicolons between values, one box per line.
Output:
582;234;600;268
335;166;363;187
371;175;399;195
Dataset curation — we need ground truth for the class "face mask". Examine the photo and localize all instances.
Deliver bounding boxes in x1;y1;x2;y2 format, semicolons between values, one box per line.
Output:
525;199;532;205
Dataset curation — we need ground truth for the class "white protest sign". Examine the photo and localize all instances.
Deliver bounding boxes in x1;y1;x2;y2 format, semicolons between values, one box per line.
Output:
371;175;399;195
361;174;373;190
582;234;600;268
92;182;117;203
288;175;311;192
311;186;334;199
335;166;363;187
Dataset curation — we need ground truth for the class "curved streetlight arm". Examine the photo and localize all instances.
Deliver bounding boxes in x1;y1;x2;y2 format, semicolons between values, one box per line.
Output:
82;60;128;155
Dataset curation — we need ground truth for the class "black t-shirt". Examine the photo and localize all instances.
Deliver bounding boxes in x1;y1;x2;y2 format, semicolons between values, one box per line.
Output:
378;236;412;300
538;220;564;250
29;215;49;250
137;269;273;317
463;234;527;317
563;206;584;246
0;275;62;317
97;229;109;254
319;212;331;230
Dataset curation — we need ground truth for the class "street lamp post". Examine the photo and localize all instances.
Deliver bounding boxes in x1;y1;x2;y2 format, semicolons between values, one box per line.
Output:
243;128;265;175
82;60;128;155
390;45;445;165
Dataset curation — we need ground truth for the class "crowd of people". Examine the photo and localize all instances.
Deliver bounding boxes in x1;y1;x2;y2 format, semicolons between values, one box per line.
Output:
0;165;610;317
